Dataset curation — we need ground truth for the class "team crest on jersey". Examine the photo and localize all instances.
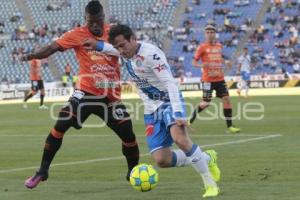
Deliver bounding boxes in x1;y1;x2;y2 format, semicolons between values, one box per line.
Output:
135;55;144;67
136;59;142;67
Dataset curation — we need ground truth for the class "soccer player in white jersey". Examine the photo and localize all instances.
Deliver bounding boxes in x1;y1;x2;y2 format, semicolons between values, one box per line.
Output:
237;47;252;98
84;24;220;198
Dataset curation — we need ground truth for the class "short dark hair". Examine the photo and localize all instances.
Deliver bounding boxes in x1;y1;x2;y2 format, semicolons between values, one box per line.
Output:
85;0;103;15
109;24;134;43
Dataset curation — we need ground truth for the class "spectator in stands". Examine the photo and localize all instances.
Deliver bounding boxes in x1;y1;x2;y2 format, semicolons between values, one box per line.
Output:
0;18;4;27
61;0;73;8
194;0;201;5
185;5;193;13
167;25;174;39
293;60;300;73
10;12;22;22
11;47;18;64
0;40;4;49
1;75;9;88
0;19;4;34
214;0;228;4
256;25;265;43
46;3;61;11
64;62;72;79
234;0;250;7
62;62;72;87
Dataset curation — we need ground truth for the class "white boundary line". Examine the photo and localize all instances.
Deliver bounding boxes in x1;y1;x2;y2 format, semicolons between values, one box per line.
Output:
0;134;282;174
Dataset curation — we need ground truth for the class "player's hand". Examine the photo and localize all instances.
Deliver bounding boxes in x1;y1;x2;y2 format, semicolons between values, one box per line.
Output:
201;63;210;68
175;119;188;127
20;54;33;61
83;38;98;50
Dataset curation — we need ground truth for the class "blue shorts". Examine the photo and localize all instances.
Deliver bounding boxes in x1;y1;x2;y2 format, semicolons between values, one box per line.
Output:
144;99;187;153
241;71;250;81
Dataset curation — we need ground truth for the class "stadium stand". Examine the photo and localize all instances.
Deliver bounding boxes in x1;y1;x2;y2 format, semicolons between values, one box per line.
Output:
168;0;264;78
109;0;180;80
248;1;300;75
0;0;299;84
25;0;91;78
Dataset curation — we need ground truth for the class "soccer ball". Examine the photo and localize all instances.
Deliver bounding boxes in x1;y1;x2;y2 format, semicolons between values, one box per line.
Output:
129;163;159;192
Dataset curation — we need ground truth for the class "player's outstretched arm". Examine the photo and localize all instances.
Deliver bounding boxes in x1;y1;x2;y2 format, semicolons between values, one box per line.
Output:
83;38;120;57
21;42;62;61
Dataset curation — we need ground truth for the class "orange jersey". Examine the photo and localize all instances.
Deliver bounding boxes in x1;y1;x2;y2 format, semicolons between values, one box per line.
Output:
30;59;42;81
55;24;120;101
194;42;224;82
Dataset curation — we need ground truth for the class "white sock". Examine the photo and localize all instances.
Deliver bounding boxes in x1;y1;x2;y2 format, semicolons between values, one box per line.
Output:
171;149;191;167
242;81;247;91
245;86;249;96
186;144;216;187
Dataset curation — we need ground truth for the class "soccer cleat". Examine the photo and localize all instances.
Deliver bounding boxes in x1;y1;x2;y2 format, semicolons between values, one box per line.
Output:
205;150;221;182
203;185;220;198
126;170;131;182
227;126;241;134
25;171;48;189
23;102;28;109
39;105;48;109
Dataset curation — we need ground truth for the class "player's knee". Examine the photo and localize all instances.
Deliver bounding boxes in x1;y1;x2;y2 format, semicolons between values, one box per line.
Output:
54;110;81;132
154;158;170;168
200;101;210;109
222;96;231;107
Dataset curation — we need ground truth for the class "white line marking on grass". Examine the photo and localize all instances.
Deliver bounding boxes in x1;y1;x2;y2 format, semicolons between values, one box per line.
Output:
0;134;282;174
201;134;282;147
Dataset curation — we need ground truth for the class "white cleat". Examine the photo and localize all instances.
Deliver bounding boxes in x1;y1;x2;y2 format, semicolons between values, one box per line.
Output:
39;105;48;109
23;102;28;109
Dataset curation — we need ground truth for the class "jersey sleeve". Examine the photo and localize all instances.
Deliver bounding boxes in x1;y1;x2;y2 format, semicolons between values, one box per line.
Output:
194;44;204;61
147;49;184;117
55;29;80;50
96;41;120;57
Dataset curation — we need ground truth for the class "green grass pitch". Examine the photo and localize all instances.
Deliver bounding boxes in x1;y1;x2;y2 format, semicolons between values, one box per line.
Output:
0;95;300;200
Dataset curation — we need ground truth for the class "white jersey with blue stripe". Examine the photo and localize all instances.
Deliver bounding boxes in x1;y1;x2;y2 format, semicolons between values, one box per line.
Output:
97;41;184;117
122;42;183;115
238;54;251;73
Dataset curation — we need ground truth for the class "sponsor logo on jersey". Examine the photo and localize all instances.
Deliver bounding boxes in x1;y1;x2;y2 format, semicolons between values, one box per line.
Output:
153;64;166;72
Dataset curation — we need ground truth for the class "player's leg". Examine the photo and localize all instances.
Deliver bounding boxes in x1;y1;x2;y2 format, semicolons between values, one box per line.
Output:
149;125;219;197
240;72;250;97
216;81;240;133
145;117;190;168
95;100;139;181
25;92;91;188
23;81;38;108
189;82;212;124
170;121;220;197
38;80;47;109
237;80;242;96
24;90;36;102
245;80;250;97
243;72;251;98
147;105;219;197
